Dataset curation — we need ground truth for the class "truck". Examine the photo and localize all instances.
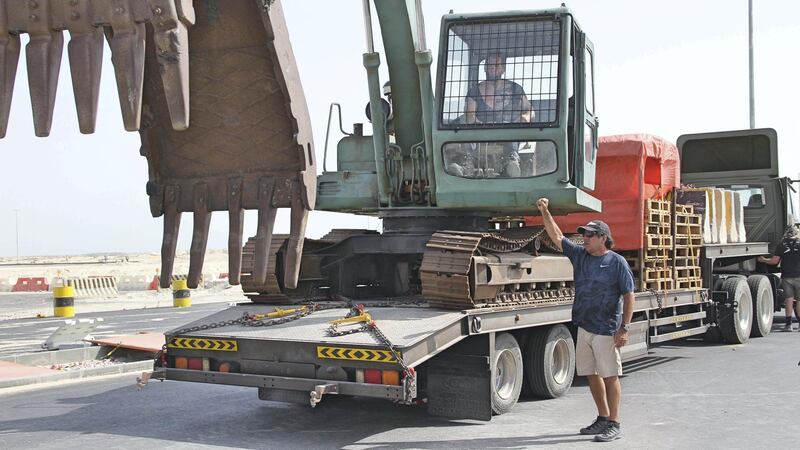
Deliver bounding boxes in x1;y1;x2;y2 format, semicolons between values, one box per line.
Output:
1;0;794;420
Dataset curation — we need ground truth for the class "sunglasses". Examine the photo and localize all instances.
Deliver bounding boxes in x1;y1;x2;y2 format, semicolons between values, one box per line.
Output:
583;231;599;238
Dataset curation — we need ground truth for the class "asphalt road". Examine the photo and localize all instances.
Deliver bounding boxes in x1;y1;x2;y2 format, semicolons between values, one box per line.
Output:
0;316;796;449
0;302;233;357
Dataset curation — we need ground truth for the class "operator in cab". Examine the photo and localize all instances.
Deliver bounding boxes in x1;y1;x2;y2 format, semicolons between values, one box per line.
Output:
460;53;534;178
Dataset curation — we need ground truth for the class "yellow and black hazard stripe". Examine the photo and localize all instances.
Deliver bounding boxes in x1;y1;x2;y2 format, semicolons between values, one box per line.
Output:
168;337;237;352
317;346;399;363
53;286;75;318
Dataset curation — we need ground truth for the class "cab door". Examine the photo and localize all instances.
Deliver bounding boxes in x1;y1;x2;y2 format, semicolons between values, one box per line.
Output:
573;31;598;191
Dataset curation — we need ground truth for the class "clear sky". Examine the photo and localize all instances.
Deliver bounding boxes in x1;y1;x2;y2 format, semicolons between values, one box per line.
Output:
0;0;797;257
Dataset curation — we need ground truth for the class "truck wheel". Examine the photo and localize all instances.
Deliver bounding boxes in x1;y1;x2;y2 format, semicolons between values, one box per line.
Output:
719;277;753;344
748;275;774;337
524;324;575;399
491;333;523;415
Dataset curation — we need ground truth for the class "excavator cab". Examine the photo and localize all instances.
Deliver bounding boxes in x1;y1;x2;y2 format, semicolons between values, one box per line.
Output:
432;9;599;214
318;6;600;216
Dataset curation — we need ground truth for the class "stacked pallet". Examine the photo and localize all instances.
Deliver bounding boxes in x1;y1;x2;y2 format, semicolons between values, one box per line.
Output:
673;203;703;289
639;199;674;290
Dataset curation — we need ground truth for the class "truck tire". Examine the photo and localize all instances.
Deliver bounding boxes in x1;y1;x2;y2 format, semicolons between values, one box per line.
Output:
524;324;575;399
719;277;753;344
491;333;523;415
748;275;774;337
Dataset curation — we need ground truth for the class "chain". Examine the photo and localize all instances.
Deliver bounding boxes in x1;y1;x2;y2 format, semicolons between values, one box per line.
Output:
326;305;417;402
648;288;664;314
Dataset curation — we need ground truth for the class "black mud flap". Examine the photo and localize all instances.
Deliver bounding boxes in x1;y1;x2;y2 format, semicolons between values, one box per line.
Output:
426;354;492;421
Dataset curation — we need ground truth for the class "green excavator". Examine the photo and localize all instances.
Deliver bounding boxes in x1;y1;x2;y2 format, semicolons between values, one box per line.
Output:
0;0;599;310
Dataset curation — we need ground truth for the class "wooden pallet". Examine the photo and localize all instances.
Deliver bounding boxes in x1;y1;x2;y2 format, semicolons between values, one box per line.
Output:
645;234;673;249
675;278;702;290
643;267;673;281
640;279;675;291
674;246;701;258
675;213;701;226
675;203;695;215
674;234;702;247
675;223;702;236
674;256;700;268
674;266;701;279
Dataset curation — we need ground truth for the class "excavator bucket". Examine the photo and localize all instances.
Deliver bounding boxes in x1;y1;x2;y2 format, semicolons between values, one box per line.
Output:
1;0;316;290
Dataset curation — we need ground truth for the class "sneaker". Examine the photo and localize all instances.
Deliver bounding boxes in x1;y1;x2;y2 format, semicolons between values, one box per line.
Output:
784;321;793;332
579;416;610;435
594;421;623;442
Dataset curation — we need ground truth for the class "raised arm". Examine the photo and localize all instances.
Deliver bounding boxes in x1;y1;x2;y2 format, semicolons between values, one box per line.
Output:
537;198;564;251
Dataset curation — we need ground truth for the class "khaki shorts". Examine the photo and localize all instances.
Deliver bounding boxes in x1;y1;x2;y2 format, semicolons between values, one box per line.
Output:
576;327;622;378
781;277;800;299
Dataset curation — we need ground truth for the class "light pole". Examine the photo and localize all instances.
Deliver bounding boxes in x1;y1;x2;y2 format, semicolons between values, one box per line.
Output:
13;209;19;264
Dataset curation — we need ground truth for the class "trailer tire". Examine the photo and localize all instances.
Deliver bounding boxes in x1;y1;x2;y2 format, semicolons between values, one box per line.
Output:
719;277;753;344
491;333;523;415
524;324;575;399
748;275;774;337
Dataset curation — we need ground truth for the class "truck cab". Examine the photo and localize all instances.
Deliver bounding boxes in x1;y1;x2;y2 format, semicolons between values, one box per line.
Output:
677;128;797;252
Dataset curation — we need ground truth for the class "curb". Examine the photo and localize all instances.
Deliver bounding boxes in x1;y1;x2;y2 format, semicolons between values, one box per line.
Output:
0;347;155;390
0;360;154;389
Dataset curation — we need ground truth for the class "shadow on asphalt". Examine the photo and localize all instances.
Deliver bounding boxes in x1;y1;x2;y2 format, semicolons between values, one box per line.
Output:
0;380;590;448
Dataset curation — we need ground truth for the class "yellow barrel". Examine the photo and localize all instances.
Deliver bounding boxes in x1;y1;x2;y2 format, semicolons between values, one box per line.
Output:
172;279;191;307
53;285;76;317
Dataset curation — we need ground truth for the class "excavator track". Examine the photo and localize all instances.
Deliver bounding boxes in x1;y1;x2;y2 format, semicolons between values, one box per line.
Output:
420;228;576;310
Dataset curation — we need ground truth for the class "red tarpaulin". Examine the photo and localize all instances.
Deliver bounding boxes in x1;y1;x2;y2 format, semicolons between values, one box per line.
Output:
526;134;680;250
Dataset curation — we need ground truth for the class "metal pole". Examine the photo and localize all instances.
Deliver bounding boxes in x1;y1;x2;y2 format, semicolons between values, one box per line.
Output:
414;0;427;51
362;0;375;53
748;0;755;129
14;209;19;263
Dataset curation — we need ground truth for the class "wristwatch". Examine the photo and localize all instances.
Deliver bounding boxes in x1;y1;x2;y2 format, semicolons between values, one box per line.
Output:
621;323;631;332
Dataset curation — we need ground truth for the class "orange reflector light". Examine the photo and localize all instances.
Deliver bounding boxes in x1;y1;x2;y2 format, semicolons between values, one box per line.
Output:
174;357;188;369
364;369;382;384
355;369;364;383
381;370;400;386
218;362;231;373
188;358;203;370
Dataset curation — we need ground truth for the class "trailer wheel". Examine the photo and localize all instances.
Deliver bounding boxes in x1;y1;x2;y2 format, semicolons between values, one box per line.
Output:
524;324;575;399
719;277;753;344
748;275;774;337
491;333;523;415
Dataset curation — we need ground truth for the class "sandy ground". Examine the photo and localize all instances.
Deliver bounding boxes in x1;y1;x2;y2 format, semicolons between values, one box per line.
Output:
0;287;247;321
0;249;231;283
0;249;246;320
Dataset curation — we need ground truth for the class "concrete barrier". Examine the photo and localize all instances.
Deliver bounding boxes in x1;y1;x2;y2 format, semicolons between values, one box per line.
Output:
12;277;49;292
117;275;151;292
0;277;13;292
66;276;118;298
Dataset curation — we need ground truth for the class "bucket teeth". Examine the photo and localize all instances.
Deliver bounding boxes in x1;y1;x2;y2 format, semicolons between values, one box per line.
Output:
253;178;278;286
188;184;211;289
0;0;196;137
160;185;181;289
105;21;145;131
227;178;244;286
64;0;104;135
149;0;193;130
66;29;104;134
0;6;20;138
284;182;310;290
24;0;63;138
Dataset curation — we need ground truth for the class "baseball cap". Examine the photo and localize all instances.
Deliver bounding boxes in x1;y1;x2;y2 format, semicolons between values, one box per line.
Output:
577;220;612;238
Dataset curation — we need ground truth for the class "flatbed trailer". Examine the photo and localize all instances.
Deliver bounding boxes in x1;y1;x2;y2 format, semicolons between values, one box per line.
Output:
148;241;770;420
